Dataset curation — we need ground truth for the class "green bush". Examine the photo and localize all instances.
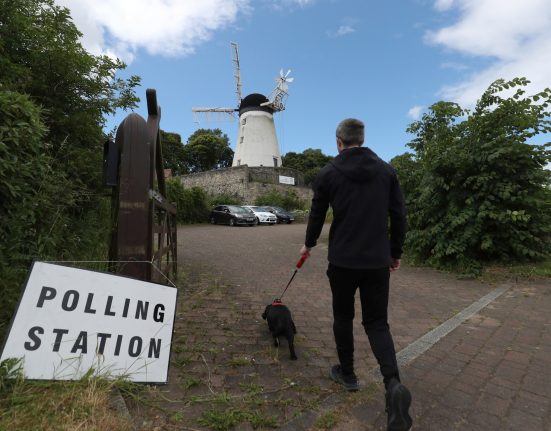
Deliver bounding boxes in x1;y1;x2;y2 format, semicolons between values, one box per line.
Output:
165;179;210;223
0;91;115;338
0;91;56;335
0;0;139;338
208;193;242;207
393;78;551;275
254;188;306;210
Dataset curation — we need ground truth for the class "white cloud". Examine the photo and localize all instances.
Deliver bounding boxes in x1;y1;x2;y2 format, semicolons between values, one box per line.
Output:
336;25;355;37
284;0;315;6
407;105;424;120
440;61;468;71
327;24;356;38
270;0;315;11
434;0;455;11
427;0;551;107
55;0;251;62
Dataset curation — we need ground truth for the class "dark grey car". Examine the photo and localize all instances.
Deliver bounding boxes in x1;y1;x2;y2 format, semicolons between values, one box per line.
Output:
267;206;295;224
209;205;257;226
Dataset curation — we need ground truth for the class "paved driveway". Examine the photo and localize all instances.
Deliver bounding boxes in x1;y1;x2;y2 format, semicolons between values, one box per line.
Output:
177;223;496;378
132;223;551;430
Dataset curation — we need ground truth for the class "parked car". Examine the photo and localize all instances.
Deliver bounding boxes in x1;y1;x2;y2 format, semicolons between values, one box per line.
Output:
266;206;295;224
209;205;257;226
243;205;277;225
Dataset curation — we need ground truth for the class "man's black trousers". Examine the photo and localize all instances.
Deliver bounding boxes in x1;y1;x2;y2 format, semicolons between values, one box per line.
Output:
327;263;400;387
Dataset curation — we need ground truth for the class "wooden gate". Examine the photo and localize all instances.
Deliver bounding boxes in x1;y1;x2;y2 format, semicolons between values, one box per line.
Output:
106;89;177;284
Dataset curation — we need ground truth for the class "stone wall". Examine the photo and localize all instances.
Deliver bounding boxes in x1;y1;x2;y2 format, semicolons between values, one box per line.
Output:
178;165;312;206
248;166;305;186
245;182;313;205
178;165;249;199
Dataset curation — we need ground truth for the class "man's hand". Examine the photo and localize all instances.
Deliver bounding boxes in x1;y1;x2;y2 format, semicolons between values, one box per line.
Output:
389;258;401;272
300;245;311;257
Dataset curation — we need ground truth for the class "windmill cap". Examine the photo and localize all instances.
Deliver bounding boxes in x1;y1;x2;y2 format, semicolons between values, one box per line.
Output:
240;93;269;108
239;93;274;115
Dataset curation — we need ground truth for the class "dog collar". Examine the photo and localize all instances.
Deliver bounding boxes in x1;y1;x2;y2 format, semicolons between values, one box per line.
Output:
272;300;285;306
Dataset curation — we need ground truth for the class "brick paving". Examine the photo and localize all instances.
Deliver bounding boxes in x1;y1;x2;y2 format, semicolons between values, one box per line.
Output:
131;223;551;430
176;224;496;382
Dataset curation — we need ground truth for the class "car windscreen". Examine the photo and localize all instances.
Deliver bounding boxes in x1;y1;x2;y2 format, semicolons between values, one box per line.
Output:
228;206;252;214
257;207;272;212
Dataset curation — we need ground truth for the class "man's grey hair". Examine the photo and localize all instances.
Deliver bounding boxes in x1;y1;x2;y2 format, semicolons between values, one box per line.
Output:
336;118;364;147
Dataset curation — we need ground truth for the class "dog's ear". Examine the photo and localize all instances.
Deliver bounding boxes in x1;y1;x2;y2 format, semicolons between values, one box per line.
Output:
261;305;270;320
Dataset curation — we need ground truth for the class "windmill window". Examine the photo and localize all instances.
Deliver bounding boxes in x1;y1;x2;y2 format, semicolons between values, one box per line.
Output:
240;136;244;143
273;158;278;167
241;118;246;125
237;160;241;166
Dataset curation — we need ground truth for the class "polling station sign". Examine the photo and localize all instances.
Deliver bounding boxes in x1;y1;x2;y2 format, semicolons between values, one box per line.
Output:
0;262;177;383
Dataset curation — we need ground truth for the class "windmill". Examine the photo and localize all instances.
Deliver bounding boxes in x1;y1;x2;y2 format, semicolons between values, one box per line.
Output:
192;43;293;168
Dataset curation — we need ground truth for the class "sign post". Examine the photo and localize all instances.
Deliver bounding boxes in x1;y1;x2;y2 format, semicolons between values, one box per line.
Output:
0;262;177;383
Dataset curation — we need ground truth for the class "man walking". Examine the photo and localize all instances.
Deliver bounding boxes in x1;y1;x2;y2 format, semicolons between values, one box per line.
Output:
300;118;412;430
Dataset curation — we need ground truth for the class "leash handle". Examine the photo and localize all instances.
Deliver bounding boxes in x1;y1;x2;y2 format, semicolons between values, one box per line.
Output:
296;254;309;269
278;255;309;300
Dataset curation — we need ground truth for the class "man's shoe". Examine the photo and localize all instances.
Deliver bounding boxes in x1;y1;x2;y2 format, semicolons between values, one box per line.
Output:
329;365;360;392
386;378;412;431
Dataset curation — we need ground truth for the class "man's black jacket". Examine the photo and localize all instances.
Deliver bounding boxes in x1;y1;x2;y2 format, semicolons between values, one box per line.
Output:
305;146;406;270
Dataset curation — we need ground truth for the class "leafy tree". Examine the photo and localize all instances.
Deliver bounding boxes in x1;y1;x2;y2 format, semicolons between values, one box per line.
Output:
1;0;140;191
393;78;551;274
161;130;187;175
387;152;419;211
184;128;233;173
0;0;139;335
282;148;333;184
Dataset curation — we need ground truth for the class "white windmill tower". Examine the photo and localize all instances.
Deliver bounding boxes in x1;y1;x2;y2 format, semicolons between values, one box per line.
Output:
192;43;293;168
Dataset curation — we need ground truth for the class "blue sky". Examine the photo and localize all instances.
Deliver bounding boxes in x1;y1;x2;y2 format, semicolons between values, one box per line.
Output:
57;0;551;163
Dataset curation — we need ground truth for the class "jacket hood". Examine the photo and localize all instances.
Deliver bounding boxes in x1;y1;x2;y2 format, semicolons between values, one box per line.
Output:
329;147;383;183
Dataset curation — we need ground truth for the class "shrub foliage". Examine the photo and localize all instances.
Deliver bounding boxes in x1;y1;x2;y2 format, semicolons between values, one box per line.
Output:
0;0;139;336
165;180;210;224
254;188;306;210
392;78;551;274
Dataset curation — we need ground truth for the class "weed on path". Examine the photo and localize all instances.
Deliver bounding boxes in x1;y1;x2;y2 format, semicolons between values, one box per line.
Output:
124;265;374;430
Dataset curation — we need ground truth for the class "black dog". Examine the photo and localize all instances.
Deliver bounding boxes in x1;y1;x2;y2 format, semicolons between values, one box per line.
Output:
262;300;297;360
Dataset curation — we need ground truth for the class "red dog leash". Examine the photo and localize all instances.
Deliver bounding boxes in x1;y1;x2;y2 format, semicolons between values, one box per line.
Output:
276;254;309;302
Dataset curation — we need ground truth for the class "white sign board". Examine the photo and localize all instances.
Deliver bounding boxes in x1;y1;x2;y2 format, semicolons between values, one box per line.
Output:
279;175;295;185
0;262;177;383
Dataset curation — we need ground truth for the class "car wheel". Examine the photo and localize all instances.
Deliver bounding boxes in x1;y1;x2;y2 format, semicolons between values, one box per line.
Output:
255;217;259;224
287;220;292;224
248;224;254;227
210;217;216;225
229;218;235;226
253;219;259;226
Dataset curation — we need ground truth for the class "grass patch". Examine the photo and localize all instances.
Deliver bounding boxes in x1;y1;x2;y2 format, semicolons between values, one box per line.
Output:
172;355;193;367
480;258;551;283
171;411;184;422
315;410;339;429
0;359;136;431
239;382;263;395
228;357;252;367
190;391;233;405
505;259;551;279
198;407;277;430
181;376;202;390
